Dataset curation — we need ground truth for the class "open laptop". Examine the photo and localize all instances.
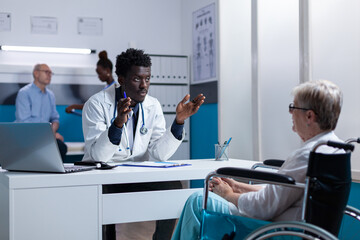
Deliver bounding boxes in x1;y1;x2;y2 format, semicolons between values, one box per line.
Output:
0;122;96;173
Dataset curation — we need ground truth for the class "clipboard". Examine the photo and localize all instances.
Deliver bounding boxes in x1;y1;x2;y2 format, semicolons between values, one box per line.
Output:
118;161;192;168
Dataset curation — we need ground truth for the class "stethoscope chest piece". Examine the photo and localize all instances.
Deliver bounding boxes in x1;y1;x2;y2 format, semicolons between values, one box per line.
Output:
140;126;148;135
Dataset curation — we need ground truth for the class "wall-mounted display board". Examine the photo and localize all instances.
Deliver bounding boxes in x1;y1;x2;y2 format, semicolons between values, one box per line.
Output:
192;3;217;84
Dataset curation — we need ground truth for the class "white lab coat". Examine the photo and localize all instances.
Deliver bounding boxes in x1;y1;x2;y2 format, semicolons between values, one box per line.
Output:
82;83;184;163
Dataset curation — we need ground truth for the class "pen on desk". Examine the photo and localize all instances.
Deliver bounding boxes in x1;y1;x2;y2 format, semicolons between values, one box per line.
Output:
216;143;225;160
218;140;228;157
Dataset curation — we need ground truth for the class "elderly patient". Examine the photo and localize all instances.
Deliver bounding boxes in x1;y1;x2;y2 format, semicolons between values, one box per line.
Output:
171;79;344;240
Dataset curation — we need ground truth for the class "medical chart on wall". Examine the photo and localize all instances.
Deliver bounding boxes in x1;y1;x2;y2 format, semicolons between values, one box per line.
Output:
192;3;216;84
0;13;11;32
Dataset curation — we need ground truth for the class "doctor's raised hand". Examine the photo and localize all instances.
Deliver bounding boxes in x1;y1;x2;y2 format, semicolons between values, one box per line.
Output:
175;94;206;124
113;97;132;128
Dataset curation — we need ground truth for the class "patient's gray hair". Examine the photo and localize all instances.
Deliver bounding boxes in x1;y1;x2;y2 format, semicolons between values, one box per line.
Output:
292;79;342;130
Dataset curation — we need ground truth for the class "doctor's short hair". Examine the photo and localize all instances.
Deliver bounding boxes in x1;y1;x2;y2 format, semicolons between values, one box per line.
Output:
115;48;152;77
292;79;343;131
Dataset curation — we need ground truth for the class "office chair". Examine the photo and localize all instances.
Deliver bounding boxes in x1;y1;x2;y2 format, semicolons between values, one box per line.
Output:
200;140;359;240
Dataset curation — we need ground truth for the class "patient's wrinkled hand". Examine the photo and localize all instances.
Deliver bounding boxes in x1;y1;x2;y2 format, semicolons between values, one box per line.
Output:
210;177;233;199
222;178;263;194
209;177;257;208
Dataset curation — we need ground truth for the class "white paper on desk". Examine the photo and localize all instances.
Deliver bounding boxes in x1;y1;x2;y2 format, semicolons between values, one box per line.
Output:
118;161;191;168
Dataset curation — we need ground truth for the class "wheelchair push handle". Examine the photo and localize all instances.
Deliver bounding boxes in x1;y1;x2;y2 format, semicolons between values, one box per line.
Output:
327;141;354;151
313;140;354;152
346;137;360;144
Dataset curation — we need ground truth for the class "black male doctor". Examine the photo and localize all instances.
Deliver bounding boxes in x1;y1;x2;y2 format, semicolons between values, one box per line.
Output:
82;48;205;163
82;48;205;240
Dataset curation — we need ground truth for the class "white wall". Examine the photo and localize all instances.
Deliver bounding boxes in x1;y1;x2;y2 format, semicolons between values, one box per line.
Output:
218;0;360;177
310;0;360;175
0;0;183;68
184;0;296;161
217;0;300;162
257;0;301;161
218;0;254;160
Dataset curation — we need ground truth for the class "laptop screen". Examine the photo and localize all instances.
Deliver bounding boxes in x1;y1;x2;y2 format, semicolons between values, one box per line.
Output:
0;122;67;173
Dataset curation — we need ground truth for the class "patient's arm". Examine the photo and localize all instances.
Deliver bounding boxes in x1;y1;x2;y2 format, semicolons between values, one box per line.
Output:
210;177;263;208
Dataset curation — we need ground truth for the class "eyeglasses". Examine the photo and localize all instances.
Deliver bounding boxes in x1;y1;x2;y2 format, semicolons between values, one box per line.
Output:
288;103;311;113
38;70;54;76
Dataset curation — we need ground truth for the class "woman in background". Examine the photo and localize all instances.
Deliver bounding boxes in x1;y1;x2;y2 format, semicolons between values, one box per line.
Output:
65;50;115;113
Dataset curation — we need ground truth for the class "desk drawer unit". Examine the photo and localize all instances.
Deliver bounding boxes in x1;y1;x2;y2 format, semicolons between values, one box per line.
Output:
102;188;200;224
10;185;100;240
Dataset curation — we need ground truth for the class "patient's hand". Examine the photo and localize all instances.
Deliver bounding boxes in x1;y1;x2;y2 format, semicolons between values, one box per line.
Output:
210;177;233;197
210;177;241;207
209;177;263;207
222;178;263;194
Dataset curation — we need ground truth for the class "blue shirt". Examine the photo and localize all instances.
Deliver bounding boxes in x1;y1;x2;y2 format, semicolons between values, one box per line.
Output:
15;83;59;123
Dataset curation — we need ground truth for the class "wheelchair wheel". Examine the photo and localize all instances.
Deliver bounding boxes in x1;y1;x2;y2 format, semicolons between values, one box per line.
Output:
245;221;338;240
338;205;360;239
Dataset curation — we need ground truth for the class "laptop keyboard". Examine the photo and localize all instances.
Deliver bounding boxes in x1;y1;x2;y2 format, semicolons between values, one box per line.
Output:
64;165;95;173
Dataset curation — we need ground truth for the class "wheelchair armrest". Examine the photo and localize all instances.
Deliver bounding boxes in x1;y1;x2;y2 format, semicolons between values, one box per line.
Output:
263;159;285;168
216;167;296;185
203;167;299;210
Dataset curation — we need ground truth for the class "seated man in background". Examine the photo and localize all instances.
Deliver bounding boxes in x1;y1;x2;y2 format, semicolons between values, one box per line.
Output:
15;63;67;160
172;79;344;240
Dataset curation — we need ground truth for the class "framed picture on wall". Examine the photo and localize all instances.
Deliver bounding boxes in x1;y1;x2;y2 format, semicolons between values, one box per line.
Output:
31;16;58;35
77;17;103;36
192;3;217;84
0;13;11;32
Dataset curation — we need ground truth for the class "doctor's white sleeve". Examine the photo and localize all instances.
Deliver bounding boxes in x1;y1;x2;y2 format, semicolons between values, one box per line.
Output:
146;102;184;161
82;98;118;162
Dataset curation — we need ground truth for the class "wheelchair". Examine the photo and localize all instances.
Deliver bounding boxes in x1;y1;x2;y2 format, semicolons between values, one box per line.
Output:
200;140;360;240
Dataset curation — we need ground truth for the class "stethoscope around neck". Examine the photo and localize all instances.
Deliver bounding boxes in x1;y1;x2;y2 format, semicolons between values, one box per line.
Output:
110;91;148;154
110;91;148;136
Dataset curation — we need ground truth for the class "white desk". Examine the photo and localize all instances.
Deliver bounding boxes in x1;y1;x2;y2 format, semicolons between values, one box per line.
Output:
0;159;255;240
